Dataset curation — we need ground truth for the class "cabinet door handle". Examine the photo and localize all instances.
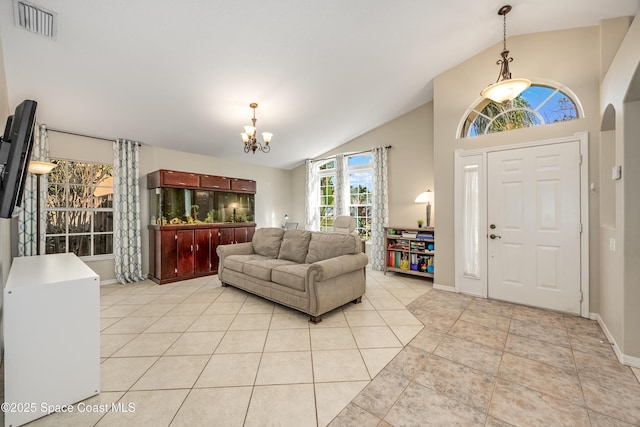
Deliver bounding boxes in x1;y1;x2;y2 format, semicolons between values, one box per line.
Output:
196;244;199;251
190;244;194;252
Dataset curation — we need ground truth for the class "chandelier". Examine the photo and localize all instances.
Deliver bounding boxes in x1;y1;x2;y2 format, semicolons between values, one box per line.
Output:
241;103;272;154
480;5;531;103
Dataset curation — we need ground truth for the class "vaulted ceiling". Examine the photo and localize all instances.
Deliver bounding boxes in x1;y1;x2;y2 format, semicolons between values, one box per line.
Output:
1;0;638;169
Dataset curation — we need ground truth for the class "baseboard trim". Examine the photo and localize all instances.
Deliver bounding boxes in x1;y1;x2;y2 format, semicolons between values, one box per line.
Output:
100;279;119;285
433;283;455;292
592;312;640;369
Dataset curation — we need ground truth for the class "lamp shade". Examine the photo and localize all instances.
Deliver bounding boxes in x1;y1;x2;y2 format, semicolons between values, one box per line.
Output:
28;160;57;175
244;125;256;137
261;132;273;144
414;190;433;204
481;78;531;103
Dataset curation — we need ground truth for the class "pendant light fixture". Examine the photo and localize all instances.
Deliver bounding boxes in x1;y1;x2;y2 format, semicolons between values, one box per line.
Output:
241;103;272;154
480;5;531;103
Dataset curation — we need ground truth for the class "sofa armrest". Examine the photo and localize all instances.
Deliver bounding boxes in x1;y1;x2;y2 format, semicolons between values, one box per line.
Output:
311;253;368;282
216;242;254;279
216;242;254;258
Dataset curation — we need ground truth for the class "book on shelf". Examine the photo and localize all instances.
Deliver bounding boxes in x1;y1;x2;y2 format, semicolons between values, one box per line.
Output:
401;231;417;238
416;232;434;240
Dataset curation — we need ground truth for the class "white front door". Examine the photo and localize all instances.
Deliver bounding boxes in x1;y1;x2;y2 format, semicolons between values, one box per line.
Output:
487;141;582;314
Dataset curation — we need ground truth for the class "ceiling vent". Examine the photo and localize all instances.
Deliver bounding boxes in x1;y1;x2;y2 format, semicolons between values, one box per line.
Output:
13;0;57;39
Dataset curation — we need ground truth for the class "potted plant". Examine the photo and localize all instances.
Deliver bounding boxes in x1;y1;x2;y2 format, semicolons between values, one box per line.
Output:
417;219;424;228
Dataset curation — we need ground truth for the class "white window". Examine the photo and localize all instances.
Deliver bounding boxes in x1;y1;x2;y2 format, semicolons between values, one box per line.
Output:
46;159;114;258
460;83;582;138
311;153;373;239
347;154;373;240
317;160;336;232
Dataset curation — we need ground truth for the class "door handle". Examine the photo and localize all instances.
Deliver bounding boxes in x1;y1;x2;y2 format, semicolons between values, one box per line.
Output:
489;234;501;239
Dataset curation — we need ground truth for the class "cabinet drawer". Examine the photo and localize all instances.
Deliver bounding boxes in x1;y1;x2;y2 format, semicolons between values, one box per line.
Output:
161;170;199;188
200;175;231;190
231;179;256;193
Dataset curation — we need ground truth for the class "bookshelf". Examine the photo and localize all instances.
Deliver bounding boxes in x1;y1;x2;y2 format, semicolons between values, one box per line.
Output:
384;226;434;279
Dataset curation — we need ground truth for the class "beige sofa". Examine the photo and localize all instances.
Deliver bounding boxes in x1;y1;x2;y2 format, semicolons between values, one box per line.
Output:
216;227;368;322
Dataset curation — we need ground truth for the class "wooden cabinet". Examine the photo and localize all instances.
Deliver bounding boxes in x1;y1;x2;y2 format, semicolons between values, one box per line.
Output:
194;229;212;274
219;226;254;245
201;175;230;190
148;169;199;188
384;226;435;279
147;168;257;285
149;224;255;284
156;230;178;280
231;178;256;193
148;169;256;194
177;230;195;276
219;228;234;245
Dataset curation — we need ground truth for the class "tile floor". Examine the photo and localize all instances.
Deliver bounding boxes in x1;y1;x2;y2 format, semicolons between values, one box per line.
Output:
3;268;640;426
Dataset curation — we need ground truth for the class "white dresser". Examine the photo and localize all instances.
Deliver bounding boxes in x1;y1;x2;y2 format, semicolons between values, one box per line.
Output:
3;253;100;427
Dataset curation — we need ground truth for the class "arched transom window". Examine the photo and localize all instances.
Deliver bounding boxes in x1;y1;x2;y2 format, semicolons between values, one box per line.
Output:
460;83;582;138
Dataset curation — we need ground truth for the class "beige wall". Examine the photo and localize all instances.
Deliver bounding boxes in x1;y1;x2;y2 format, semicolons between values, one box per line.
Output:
48;132;294;282
434;25;603;294
290;102;435;229
599;9;640;359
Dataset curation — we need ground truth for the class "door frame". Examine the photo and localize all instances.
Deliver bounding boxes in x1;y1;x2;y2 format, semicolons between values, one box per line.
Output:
454;132;590;316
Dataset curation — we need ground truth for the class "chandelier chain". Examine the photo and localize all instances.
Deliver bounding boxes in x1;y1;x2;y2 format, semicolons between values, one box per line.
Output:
503;10;507;52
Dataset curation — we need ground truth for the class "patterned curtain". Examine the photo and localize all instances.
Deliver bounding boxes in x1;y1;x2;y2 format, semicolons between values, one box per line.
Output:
18;123;50;256
334;153;346;216
370;146;389;270
113;139;144;283
304;159;318;230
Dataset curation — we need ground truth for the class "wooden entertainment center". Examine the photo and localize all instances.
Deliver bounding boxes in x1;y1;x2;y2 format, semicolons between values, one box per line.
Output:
147;169;256;284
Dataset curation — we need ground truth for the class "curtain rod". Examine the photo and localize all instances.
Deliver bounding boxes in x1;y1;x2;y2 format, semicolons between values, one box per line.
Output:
47;127;116;143
47;128;143;146
311;145;392;163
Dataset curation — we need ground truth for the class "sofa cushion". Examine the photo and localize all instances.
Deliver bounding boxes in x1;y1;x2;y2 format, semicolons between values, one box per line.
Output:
224;254;270;273
244;259;297;282
272;264;311;292
277;229;312;263
251;227;285;258
305;232;359;264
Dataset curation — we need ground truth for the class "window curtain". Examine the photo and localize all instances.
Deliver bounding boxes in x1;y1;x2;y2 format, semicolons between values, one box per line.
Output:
113;139;144;283
305;159;318;231
370;146;389;270
18;123;50;256
334;153;346;216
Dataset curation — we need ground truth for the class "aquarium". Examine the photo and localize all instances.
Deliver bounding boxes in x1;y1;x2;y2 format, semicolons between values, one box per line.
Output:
149;187;254;225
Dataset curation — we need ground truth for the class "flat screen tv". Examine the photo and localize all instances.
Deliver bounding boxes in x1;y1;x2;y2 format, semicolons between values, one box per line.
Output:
0;100;37;218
